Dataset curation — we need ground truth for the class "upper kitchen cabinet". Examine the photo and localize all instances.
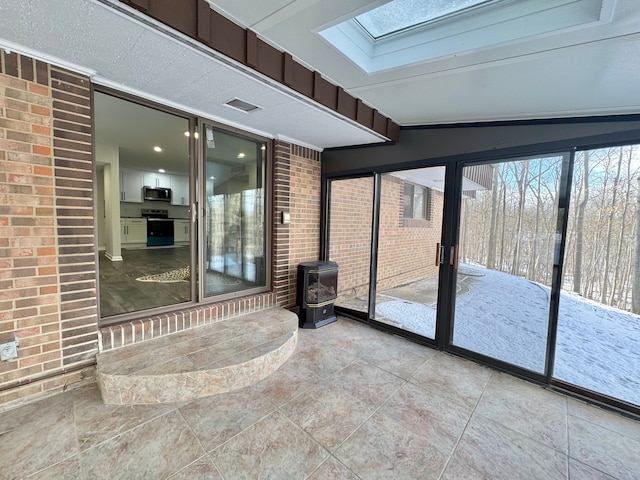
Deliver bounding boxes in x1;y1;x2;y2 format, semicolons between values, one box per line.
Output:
120;168;143;203
143;171;171;189
171;175;189;206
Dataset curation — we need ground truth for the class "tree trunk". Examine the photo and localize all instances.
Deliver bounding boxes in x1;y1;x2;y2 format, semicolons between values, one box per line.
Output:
601;149;623;304
573;151;589;293
632;176;640;313
486;166;499;269
511;161;529;276
609;146;632;305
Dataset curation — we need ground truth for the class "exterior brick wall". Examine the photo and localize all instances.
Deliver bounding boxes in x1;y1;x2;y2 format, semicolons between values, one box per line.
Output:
0;54;323;407
328;174;443;304
377;174;441;291
0;52;97;406
272;141;322;308
328;177;374;303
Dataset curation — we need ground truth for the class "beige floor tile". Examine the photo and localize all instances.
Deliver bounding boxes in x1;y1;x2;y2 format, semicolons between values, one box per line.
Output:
330;358;405;408
280;381;373;451
409;352;492;409
72;383;174;451
454;414;568;480
80;410;205;479
290;337;357;378
210;411;328;479
335;412;448;480
26;456;82;480
250;359;324;407
0;393;78;479
569;459;618;480
167;455;222;479
307;456;360;480
569;414;640;480
568;398;640;440
475;374;568;453
440;456;491;480
379;382;472;456
179;388;275;452
358;339;432;380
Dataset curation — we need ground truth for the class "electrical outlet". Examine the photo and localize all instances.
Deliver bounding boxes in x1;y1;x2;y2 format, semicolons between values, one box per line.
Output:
0;341;18;361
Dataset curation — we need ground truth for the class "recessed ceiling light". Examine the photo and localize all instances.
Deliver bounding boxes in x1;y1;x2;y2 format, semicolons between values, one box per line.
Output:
184;131;190;137
153;146;162;152
237;153;246;159
158;169;166;173
225;98;260;113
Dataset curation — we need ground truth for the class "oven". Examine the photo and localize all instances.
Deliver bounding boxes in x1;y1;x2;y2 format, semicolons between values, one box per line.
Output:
141;209;174;246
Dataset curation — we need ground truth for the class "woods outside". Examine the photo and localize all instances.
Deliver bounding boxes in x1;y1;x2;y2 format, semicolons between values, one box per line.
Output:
460;145;640;314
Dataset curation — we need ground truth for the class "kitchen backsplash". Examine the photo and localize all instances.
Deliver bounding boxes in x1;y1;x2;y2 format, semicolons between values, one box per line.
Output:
120;201;189;219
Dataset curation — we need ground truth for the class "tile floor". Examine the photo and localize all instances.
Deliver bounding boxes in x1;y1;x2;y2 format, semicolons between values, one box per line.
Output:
2;316;640;479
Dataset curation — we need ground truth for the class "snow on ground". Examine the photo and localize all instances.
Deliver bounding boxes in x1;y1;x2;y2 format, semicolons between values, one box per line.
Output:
375;265;640;406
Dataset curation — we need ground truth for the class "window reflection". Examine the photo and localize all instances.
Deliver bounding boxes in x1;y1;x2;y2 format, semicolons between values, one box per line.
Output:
204;127;266;297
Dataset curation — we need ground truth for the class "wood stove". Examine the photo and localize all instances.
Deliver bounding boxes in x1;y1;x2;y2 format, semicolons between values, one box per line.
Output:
297;261;338;329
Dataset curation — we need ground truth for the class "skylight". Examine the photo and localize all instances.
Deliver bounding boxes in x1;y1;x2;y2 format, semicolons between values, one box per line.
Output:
355;0;492;39
318;0;610;74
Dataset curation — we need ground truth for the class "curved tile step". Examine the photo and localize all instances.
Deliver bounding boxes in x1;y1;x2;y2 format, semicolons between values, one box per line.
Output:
97;308;298;404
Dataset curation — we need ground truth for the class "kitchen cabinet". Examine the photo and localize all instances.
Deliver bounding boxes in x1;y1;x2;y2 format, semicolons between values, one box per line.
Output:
121;218;147;244
170;175;189;206
120;168;143;203
143;172;171;189
174;219;190;243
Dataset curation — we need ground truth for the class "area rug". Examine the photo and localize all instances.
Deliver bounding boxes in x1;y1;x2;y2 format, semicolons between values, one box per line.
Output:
136;267;242;285
136;267;190;283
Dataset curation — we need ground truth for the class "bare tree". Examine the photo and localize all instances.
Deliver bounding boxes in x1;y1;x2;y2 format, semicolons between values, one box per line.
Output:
573;151;589;293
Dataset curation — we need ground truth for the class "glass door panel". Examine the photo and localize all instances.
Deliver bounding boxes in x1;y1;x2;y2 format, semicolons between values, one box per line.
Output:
328;177;374;316
373;168;446;339
555;145;640;407
203;126;267;297
452;156;564;373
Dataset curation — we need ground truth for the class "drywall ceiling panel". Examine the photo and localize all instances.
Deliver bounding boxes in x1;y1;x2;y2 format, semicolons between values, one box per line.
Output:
0;0;385;148
205;0;292;28
351;33;640;125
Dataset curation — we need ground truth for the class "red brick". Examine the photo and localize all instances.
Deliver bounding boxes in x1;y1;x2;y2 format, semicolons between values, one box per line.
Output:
32;145;51;156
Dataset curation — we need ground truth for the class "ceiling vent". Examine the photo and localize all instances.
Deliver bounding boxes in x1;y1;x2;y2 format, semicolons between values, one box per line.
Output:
224;98;261;113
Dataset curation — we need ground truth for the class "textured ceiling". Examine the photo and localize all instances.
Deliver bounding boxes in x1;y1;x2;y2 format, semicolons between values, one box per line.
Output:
212;0;640;125
0;0;387;150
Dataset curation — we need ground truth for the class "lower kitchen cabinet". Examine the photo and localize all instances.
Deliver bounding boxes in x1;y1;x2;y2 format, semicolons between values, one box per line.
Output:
121;218;147;245
174;219;189;243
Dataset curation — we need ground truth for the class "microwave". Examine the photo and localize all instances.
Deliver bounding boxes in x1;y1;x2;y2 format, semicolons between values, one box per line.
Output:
143;186;172;202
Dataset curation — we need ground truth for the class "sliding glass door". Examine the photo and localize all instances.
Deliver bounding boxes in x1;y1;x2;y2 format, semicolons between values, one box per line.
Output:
326;146;640;413
327;176;374;316
555;145;640;408
372;168;447;339
451;155;566;374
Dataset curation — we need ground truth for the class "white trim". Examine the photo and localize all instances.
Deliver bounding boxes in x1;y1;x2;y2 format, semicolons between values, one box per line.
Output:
319;0;614;74
0;39;97;78
275;135;324;153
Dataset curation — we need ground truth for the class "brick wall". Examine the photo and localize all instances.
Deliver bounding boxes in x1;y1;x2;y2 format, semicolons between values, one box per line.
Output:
0;54;323;407
377;174;441;291
328;174;443;303
272;141;322;307
328;177;374;303
0;52;96;406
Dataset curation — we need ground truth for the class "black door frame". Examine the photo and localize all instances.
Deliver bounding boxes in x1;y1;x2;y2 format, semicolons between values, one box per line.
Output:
322;144;640;418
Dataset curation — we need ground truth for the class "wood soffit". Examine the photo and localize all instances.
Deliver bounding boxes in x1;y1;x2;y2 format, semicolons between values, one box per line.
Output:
119;0;400;142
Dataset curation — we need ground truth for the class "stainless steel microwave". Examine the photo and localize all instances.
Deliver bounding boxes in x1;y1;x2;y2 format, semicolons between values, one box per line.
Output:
143;186;172;202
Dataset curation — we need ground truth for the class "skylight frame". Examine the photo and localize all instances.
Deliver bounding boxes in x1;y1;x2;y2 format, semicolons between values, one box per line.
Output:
354;0;498;40
317;0;611;74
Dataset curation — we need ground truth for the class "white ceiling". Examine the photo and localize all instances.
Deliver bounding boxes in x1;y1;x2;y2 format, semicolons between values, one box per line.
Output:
1;0;639;150
0;0;387;150
213;0;640;125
